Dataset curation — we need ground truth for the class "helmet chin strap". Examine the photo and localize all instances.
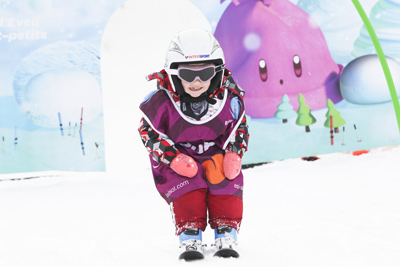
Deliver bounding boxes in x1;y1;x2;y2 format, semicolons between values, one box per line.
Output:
180;92;217;105
179;90;219;120
173;71;222;105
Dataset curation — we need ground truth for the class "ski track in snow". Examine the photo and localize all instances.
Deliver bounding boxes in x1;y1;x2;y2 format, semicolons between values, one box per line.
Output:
1;147;400;267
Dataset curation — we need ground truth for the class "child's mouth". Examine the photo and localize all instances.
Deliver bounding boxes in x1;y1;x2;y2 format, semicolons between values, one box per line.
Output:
189;87;203;91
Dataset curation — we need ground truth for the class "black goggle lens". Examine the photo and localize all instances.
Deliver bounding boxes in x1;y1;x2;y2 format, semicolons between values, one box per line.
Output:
179;67;215;83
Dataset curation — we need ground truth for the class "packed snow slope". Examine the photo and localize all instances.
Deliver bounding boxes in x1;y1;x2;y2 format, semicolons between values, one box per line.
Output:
1;147;400;267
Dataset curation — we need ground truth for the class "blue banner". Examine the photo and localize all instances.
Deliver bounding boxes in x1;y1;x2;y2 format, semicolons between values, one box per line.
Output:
0;0;125;174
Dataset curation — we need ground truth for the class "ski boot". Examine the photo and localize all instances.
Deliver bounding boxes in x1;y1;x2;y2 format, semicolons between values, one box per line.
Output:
178;228;205;261
212;226;239;258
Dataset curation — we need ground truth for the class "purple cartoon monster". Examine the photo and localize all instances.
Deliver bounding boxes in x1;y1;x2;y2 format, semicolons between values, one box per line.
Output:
215;0;343;118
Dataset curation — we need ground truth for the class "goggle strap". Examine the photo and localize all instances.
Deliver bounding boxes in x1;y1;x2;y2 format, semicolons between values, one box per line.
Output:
215;64;225;73
168;64;225;75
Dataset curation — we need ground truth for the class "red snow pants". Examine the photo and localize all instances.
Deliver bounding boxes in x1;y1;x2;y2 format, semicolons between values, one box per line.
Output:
171;188;243;235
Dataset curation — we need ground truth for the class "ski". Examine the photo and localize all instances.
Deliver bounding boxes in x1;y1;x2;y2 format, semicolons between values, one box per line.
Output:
178;239;205;261
178;228;205;261
214;247;239;258
212;226;240;258
179;249;204;261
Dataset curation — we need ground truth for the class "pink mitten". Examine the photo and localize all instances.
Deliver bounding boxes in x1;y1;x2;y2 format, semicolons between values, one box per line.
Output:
223;151;242;180
170;153;198;178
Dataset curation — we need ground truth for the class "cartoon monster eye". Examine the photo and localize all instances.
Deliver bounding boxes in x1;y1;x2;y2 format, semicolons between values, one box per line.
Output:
259;59;268;82
293;55;302;78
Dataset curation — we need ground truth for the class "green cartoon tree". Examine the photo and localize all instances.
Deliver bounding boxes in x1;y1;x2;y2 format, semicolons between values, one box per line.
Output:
296;93;316;132
274;94;297;123
324;99;346;133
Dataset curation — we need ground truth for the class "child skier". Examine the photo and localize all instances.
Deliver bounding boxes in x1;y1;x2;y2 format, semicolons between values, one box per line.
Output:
138;29;249;260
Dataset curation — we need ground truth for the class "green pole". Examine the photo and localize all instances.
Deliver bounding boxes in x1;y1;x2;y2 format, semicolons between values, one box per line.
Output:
352;0;400;134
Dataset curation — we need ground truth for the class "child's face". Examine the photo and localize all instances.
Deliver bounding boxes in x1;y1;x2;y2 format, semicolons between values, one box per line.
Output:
179;63;214;98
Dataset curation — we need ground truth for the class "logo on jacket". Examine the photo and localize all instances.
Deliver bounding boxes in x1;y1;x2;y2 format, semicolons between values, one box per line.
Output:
230;97;241;119
225;119;233;126
234;184;243;191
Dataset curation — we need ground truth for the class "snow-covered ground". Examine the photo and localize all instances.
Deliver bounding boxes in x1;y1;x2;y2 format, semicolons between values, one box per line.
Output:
1;147;400;267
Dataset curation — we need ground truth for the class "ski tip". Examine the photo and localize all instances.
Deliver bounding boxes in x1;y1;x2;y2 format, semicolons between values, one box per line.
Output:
213;248;240;258
179;250;204;261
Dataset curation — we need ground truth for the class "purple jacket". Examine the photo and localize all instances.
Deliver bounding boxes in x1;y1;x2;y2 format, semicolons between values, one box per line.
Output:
139;72;247;203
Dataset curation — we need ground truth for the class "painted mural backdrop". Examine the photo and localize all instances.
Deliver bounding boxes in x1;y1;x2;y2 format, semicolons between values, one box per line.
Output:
189;0;400;165
2;0;400;174
0;0;125;174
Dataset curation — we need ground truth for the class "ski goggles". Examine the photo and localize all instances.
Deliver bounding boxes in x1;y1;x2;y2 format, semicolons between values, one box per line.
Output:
169;64;224;83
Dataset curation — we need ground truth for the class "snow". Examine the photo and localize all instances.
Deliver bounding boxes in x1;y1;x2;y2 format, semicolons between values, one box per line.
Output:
243;32;261;52
1;148;400;266
101;0;211;173
340;55;400;105
13;41;101;107
22;69;102;128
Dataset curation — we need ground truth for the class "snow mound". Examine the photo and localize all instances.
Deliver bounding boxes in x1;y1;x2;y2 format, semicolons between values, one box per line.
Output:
21;69;102;128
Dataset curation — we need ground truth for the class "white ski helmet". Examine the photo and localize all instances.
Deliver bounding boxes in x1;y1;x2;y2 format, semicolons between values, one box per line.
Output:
164;29;225;98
